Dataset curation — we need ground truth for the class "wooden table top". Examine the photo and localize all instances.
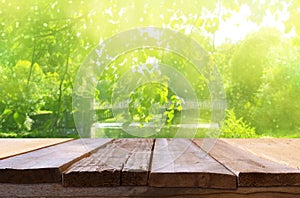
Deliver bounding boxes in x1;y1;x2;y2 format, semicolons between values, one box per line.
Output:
0;138;300;197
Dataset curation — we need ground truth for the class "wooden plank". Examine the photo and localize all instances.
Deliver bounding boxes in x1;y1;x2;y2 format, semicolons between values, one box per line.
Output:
193;139;300;187
149;138;236;189
121;139;153;186
222;138;300;170
0;138;73;159
63;139;153;187
1;184;300;198
0;138;112;184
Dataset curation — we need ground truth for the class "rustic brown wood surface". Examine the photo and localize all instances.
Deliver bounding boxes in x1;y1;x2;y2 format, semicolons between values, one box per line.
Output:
63;139;153;187
0;138;300;197
0;138;112;183
149;138;236;189
193;139;300;187
0;138;73;159
222;138;300;170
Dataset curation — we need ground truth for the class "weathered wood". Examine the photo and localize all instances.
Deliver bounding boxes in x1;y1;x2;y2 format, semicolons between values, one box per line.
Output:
193;139;300;187
0;137;299;192
149;138;236;189
0;138;112;183
121;139;153;186
63;139;153;187
222;138;300;170
0;138;73;159
1;184;300;198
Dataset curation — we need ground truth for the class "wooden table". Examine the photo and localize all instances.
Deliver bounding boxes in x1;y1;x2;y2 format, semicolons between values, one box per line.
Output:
0;138;300;197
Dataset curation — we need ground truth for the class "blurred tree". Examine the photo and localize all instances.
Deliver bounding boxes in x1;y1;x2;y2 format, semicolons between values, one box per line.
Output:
0;0;299;137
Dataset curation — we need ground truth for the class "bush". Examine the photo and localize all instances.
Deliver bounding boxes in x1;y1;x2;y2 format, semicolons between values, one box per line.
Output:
221;109;257;138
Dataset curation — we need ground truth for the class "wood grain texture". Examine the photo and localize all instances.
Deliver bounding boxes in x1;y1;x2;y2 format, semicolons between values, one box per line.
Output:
149;138;236;189
1;184;300;198
63;139;153;187
0;138;112;184
222;138;300;170
121;139;154;186
193;139;300;187
0;138;73;159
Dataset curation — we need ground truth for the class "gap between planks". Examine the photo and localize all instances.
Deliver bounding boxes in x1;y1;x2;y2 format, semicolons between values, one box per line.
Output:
1;138;299;189
63;139;154;187
64;138;237;189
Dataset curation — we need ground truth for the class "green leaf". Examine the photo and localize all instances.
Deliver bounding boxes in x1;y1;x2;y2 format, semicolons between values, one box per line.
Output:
2;109;12;116
13;112;26;124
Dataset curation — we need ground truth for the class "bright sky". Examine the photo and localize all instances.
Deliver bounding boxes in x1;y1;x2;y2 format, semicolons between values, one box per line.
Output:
214;4;291;46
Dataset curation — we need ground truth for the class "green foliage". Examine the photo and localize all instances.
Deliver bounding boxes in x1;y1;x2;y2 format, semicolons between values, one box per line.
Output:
226;29;281;125
221;109;257;138
285;0;300;38
231;29;280;98
252;40;300;133
0;0;299;137
0;60;57;131
128;84;183;126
